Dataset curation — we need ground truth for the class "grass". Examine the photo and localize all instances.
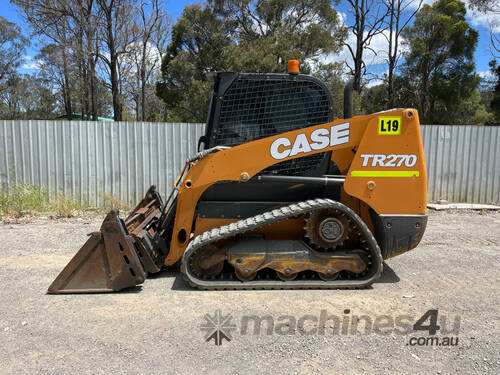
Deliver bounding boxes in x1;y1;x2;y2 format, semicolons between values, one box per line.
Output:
103;193;132;212
0;181;134;221
0;183;90;219
51;194;87;218
0;183;47;217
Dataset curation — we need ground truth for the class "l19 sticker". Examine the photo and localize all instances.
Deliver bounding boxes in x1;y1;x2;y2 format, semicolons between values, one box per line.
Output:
378;116;401;135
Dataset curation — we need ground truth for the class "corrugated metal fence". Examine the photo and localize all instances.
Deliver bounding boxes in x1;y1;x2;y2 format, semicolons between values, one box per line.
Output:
1;121;499;205
421;125;500;203
0;120;205;206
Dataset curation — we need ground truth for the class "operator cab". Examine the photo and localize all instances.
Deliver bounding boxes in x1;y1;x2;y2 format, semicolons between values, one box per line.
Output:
196;61;342;213
198;62;337;177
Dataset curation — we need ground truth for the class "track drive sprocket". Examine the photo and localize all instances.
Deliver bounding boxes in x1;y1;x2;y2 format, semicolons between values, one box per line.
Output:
304;209;350;249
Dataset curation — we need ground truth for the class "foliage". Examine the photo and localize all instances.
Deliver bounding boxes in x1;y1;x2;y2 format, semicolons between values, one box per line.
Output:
0;15;28;84
0;0;496;124
0;183;46;217
157;0;347;122
103;193;131;212
156;3;232;122
400;0;482;124
489;60;500;122
468;0;499;58
0;74;58;119
451;88;494;124
10;0;169;121
312;62;364;118
468;0;496;12
313;62;347;119
214;0;346;71
51;194;86;218
0;182;87;218
361;84;389;115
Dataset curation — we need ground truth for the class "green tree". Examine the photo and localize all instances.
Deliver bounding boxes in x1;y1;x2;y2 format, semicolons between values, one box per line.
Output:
214;0;346;73
489;60;500;123
401;0;480;124
452;88;493;124
0;16;28;92
313;62;346;119
469;0;499;57
361;84;389;115
157;0;347;122
0;74;58;120
312;62;363;118
156;4;233;122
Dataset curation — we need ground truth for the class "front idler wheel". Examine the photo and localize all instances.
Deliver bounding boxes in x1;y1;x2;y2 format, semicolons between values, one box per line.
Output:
190;245;224;278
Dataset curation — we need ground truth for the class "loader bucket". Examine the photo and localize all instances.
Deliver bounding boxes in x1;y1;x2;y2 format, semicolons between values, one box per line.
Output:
48;186;163;294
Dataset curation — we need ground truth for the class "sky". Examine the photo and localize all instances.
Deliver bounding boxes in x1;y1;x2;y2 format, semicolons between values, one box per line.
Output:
331;0;498;84
1;0;497;80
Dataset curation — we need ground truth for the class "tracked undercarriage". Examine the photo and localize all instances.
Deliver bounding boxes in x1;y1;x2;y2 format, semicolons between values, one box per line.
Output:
181;199;383;290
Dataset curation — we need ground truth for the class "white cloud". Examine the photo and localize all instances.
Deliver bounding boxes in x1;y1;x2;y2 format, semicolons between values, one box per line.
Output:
323;29;409;73
478;69;492;77
120;41;162;71
409;0;500;32
365;75;386;88
21;55;41;70
407;0;435;9
321;0;497;78
478;69;497;88
470;10;500;33
338;12;347;24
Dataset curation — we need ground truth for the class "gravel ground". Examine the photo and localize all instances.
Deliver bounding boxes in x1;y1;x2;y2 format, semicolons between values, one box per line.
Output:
0;210;499;375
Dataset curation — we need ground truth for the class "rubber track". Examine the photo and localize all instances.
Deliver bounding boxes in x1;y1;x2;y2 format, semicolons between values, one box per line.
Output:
180;198;383;290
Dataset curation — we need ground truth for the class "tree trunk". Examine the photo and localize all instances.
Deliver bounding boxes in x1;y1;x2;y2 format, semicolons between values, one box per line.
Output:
111;55;122;121
387;64;394;108
141;41;147;121
135;94;139;121
106;11;121;121
420;76;428;122
163;104;168;122
387;0;395;109
62;46;72;121
78;29;90;119
88;36;98;121
353;16;364;94
353;46;363;93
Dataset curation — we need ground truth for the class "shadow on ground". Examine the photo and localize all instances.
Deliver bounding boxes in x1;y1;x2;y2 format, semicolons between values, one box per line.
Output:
159;262;400;291
376;263;400;283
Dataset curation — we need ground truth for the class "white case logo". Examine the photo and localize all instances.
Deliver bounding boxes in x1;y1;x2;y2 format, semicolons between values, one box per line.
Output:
270;123;350;160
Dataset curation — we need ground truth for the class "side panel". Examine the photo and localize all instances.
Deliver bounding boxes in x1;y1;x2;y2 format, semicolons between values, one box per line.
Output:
343;109;427;215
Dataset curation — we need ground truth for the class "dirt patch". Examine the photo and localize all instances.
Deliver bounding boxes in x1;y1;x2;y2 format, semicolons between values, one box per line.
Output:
0;211;499;374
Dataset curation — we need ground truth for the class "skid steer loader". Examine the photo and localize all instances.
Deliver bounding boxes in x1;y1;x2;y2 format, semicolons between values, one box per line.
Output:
48;60;427;293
